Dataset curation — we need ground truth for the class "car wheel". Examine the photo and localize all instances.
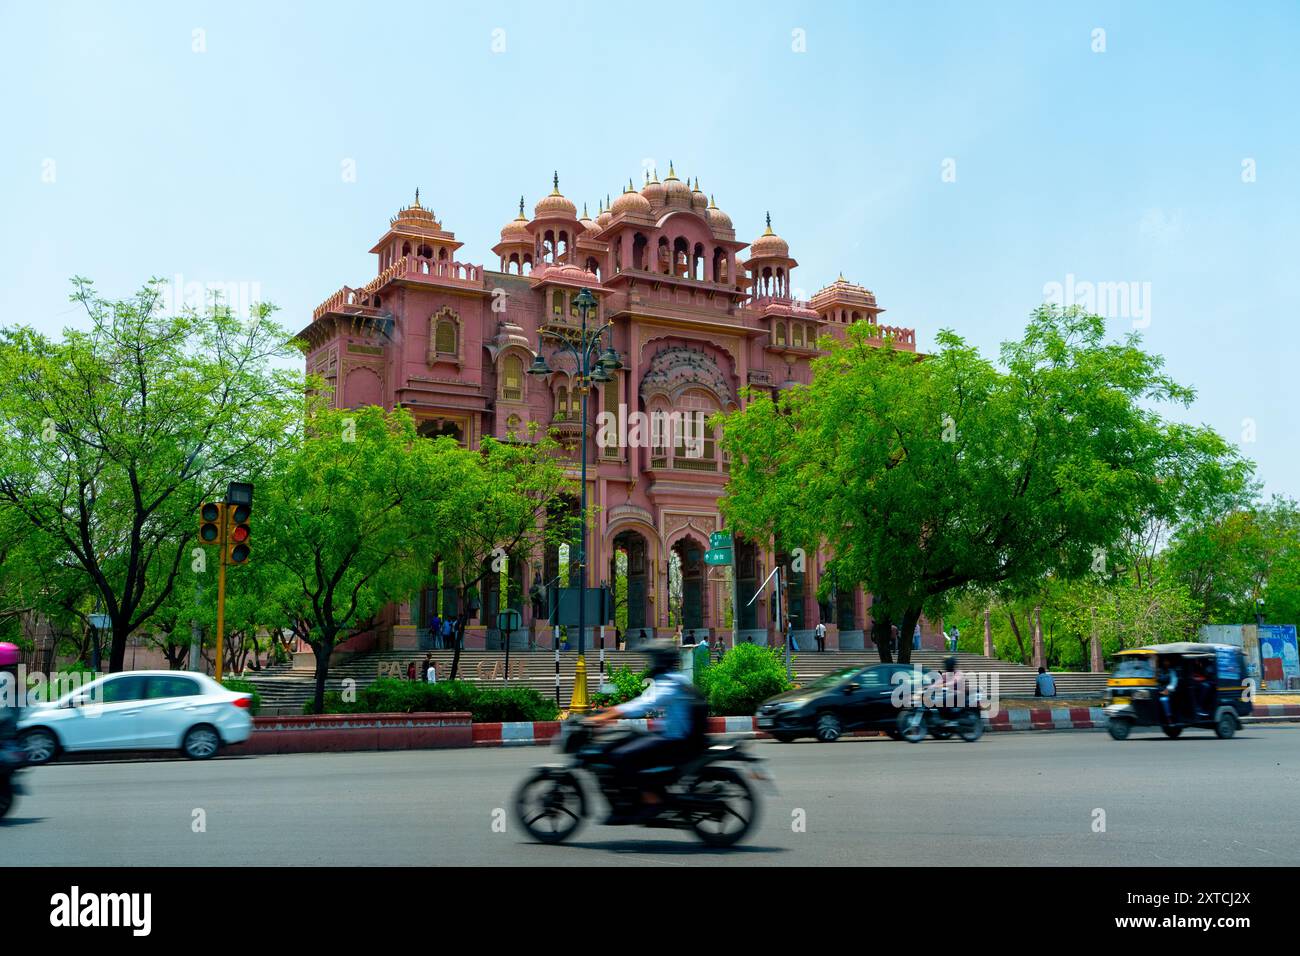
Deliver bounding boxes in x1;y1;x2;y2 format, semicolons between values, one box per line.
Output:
1214;712;1237;739
814;713;842;743
1107;718;1132;741
21;728;59;765
885;729;903;741
181;725;221;760
1162;726;1183;739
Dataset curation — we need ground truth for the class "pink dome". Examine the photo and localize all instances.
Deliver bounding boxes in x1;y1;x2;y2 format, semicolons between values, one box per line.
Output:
534;172;577;219
612;181;652;216
750;212;789;258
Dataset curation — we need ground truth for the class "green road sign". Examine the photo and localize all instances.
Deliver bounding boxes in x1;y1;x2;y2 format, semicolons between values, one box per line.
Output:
704;548;733;566
496;609;522;632
709;531;733;549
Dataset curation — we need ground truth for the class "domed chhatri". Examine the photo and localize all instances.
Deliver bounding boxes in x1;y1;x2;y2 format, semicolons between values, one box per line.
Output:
611;179;652;216
534;171;577;219
662;160;691;205
706;194;733;232
749;211;790;260
304;167;919;653
641;168;666;207
499;195;531;242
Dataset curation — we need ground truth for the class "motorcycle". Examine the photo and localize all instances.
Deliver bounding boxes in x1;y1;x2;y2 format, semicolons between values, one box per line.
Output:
514;719;771;847
0;735;27;820
897;687;986;743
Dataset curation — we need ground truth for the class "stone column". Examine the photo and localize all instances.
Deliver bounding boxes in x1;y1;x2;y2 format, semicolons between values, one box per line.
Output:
1032;605;1045;669
1090;607;1103;673
983;607;993;657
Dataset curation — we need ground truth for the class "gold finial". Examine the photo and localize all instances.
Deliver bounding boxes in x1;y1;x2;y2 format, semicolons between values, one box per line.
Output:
413;187;422;208
666;161;678;180
694;177;700;191
838;271;845;282
627;178;634;192
551;171;561;195
763;211;774;235
582;202;590;218
709;193;717;209
651;168;660;183
516;195;526;220
644;169;650;184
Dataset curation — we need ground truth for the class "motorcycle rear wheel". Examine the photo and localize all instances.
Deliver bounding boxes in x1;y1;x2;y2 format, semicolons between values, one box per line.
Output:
688;767;759;848
514;771;586;844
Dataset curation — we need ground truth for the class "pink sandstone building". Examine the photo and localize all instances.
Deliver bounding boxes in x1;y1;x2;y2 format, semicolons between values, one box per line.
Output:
298;168;929;653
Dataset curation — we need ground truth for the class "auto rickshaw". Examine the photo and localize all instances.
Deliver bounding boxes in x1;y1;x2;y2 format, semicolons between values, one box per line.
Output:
1104;642;1251;740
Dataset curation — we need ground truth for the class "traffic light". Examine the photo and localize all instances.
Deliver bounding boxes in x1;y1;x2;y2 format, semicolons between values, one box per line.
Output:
225;501;251;564
199;502;224;546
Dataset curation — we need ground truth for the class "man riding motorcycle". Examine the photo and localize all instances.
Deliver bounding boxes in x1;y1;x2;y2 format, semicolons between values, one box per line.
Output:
935;655;966;714
586;640;708;822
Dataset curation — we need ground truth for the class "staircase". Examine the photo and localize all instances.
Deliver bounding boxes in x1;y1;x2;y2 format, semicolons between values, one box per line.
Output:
240;646;1108;715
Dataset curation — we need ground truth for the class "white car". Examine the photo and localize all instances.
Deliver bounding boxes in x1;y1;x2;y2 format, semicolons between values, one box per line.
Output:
18;670;253;764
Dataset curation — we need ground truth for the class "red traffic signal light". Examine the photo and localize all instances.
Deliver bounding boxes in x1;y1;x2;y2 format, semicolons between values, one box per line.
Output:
199;502;224;545
226;501;251;564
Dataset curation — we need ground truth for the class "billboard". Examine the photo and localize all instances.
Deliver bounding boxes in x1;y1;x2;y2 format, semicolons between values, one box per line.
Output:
1259;624;1300;690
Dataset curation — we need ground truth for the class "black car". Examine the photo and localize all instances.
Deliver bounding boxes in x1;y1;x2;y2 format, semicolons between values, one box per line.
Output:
757;663;923;742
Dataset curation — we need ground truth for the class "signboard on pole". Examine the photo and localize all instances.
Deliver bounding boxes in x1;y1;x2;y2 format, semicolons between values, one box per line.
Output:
704;548;733;566
709;531;733;550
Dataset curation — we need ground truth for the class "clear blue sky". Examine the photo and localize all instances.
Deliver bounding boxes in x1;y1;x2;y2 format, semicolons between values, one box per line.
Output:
2;1;1297;498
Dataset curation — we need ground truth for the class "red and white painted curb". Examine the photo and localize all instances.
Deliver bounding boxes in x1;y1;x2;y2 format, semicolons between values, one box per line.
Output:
468;704;1300;747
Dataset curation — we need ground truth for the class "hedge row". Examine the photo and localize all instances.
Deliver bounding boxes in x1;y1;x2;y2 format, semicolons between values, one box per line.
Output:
311;678;559;723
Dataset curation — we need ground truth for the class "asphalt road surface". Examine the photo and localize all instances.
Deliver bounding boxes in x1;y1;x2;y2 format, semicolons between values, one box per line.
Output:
5;726;1299;866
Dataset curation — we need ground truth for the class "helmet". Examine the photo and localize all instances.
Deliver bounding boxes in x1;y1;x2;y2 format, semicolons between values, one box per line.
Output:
943;656;958;671
642;640;679;677
0;643;19;667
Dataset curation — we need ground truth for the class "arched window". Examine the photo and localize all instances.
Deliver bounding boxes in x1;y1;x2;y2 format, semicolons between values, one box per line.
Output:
501;355;524;401
552;290;565;316
556;386;569;421
775;322;787;346
435;318;457;355
506;414;522;439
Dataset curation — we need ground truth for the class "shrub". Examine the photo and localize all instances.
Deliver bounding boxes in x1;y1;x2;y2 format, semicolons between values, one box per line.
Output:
697;643;794;716
313;677;559;722
221;678;263;716
591;665;649;707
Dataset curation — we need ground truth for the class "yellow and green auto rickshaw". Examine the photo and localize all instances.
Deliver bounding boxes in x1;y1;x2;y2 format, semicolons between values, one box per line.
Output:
1104;642;1252;740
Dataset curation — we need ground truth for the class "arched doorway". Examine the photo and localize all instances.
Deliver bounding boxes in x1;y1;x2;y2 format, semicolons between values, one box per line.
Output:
609;529;651;639
482;551;525;649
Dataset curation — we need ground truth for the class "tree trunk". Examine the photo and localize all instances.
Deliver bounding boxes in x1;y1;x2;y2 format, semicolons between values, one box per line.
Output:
310;636;334;715
109;617;129;673
870;612;893;663
450;590;467;681
1089;607;1103;673
983;607;993;657
897;607;923;665
1007;611;1027;662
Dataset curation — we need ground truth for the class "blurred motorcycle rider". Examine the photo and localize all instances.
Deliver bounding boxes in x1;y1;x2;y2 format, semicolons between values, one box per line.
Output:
0;643;24;764
587;640;708;821
937;655;966;714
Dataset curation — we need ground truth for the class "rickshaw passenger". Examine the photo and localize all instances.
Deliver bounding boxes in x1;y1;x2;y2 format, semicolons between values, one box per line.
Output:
1157;660;1179;723
1190;660;1213;718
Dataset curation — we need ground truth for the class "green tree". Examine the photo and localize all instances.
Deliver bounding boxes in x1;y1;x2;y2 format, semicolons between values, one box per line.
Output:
256;405;456;714
0;279;304;671
720;305;1241;663
433;431;576;680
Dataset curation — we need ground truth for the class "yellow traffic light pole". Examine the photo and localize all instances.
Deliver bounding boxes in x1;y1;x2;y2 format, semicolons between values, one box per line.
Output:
215;503;227;683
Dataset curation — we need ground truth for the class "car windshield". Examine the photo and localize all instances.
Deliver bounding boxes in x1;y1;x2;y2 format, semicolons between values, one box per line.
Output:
1113;657;1155;679
809;668;859;689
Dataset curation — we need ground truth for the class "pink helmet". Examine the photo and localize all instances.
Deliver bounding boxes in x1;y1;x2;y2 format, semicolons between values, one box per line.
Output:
0;642;19;667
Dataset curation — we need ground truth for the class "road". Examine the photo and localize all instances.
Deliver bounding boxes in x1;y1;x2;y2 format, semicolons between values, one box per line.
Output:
4;726;1299;866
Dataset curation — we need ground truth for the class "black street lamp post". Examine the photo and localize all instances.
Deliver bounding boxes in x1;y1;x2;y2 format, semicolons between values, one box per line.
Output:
527;287;621;712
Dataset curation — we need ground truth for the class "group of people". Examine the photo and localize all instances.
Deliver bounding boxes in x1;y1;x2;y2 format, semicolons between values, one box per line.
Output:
426;615;456;650
407;655;438;683
1158;657;1215;723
